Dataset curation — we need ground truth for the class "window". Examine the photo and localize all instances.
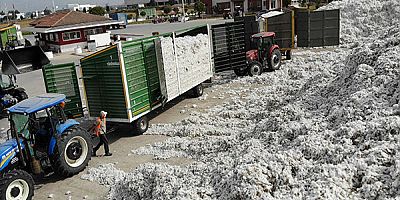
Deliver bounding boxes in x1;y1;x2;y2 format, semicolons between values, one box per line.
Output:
45;34;49;41
54;33;59;42
49;33;54;41
62;31;81;41
271;0;276;9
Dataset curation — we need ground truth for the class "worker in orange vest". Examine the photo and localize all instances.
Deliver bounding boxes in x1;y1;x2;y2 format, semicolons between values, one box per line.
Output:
92;111;112;157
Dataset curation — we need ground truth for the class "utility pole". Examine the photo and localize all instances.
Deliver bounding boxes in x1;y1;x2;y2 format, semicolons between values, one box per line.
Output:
52;0;56;12
182;0;186;23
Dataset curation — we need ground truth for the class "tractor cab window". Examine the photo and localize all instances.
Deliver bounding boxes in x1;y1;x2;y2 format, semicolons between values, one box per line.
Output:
0;75;12;89
11;113;30;139
262;37;272;47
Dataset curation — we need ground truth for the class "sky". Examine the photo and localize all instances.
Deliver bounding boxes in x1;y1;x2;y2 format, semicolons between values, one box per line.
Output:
0;0;124;12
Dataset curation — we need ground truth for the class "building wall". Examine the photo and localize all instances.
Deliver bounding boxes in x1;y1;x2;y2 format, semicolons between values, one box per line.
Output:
38;25;107;52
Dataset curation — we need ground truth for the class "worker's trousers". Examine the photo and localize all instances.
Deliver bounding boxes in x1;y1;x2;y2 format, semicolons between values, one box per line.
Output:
93;134;110;154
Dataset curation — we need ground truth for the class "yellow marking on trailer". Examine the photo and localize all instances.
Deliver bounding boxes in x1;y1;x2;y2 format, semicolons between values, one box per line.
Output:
133;105;150;116
0;25;15;32
81;45;117;61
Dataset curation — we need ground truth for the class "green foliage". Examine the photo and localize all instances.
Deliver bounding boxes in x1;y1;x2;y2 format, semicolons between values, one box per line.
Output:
43;8;52;15
173;7;179;13
194;1;205;17
140;11;147;16
127;13;134;20
283;0;291;7
163;5;172;14
89;6;107;16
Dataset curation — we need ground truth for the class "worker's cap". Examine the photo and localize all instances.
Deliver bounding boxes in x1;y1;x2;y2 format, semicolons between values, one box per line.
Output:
100;111;108;116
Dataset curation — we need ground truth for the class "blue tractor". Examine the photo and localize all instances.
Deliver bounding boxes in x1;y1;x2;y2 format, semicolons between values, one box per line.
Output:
0;93;92;199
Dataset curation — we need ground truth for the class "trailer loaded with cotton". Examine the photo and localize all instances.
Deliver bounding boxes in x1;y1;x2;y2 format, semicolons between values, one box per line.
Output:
42;27;213;134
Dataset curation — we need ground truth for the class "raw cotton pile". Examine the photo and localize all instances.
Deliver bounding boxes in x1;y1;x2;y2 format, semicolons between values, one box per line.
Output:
82;0;400;199
160;34;212;101
318;0;400;47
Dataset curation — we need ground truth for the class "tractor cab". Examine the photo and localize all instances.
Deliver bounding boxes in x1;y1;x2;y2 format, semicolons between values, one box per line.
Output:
237;32;281;76
0;93;92;199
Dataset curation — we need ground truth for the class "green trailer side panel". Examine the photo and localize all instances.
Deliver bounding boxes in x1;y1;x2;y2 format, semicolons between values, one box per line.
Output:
142;39;161;107
42;63;83;118
122;41;151;117
80;46;128;119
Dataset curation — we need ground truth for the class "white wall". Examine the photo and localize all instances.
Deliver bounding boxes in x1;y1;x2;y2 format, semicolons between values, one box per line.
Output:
48;42;87;53
88;32;111;47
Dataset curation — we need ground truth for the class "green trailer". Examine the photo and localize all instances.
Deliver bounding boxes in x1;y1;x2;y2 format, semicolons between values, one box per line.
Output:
43;26;212;134
0;25;18;49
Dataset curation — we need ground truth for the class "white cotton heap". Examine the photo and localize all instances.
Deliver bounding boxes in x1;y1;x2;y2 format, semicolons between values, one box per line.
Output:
82;0;400;199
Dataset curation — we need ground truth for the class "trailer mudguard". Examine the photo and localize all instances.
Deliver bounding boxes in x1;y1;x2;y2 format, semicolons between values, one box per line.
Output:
48;119;80;155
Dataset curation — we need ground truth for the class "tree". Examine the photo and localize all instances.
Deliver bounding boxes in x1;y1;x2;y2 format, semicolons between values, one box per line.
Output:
140;11;147;17
15;10;20;14
173;7;179;14
106;5;111;13
0;11;5;15
83;7;87;13
301;0;307;7
283;0;291;7
194;1;205;17
89;6;106;16
163;6;172;15
127;13;134;20
44;8;52;15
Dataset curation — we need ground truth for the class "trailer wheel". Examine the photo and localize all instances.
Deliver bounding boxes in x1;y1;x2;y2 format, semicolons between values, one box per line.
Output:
248;61;263;76
192;84;204;98
286;50;292;60
0;170;34;200
268;49;282;70
234;68;248;76
132;116;149;134
52;126;92;177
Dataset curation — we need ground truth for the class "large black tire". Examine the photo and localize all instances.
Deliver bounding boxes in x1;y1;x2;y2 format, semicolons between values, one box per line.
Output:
234;68;248;76
191;83;204;98
248;61;263;76
0;170;34;200
52;126;92;177
268;49;282;70
15;91;28;102
132;116;149;134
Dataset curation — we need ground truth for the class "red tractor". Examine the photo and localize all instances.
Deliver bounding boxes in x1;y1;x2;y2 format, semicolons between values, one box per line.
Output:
234;32;282;76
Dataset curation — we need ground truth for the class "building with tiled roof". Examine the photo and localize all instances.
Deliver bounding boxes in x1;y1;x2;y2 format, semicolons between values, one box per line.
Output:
30;10;124;53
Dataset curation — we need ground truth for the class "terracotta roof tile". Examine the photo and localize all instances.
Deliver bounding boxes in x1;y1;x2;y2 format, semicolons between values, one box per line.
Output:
30;11;110;28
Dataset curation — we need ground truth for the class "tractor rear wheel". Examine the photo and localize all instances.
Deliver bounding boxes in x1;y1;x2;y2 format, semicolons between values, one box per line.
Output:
15;91;28;102
132;116;149;134
52;126;92;177
0;170;34;200
268;49;282;70
248;61;263;76
234;68;248;76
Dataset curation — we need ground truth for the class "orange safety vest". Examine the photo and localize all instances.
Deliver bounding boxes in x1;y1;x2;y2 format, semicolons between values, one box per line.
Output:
94;117;106;136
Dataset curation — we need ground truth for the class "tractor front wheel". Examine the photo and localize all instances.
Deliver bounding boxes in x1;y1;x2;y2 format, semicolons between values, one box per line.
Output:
132;116;149;134
268;49;282;70
248;61;263;76
0;170;34;200
52;126;92;177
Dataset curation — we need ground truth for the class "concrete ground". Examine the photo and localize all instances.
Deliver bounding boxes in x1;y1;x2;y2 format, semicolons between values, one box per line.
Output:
2;18;235;199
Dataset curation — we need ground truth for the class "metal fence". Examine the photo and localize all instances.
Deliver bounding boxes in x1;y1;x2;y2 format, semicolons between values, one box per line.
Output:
264;12;295;50
211;21;247;72
296;9;340;47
